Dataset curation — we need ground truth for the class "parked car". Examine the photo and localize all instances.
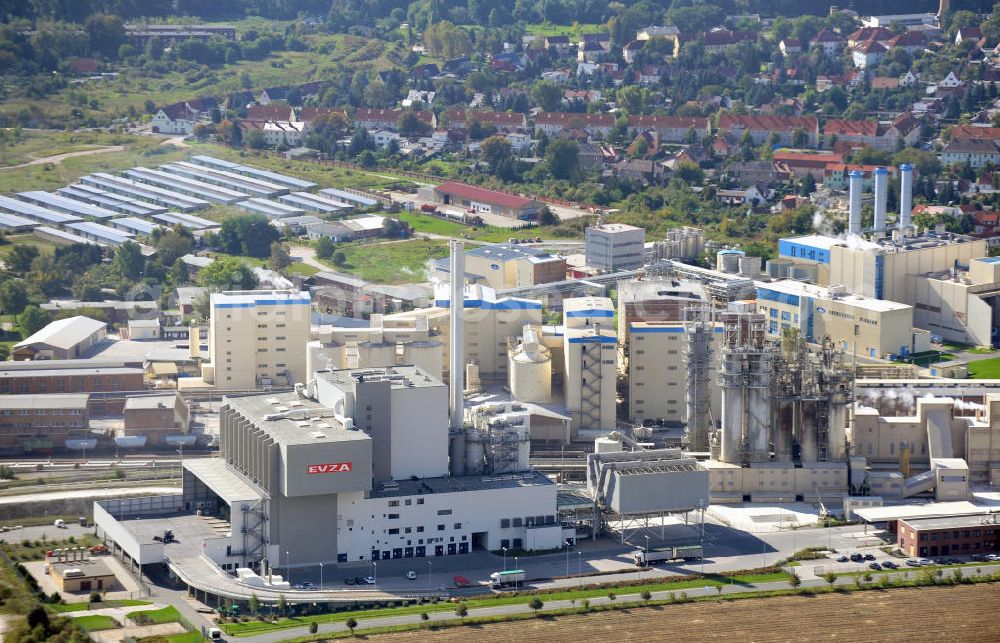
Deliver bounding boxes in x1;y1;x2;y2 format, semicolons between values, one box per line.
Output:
453;575;471;587
354;576;366;584
344;577;356;585
868;562;882;571
985;553;1000;561
882;561;898;569
301;582;315;589
363;576;376;585
916;558;934;566
849;553;864;562
835;555;849;563
863;554;876;561
405;570;417;580
970;554;985;562
905;559;921;567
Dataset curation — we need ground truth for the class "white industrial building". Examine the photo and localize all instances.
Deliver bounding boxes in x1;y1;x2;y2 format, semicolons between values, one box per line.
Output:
585;223;646;271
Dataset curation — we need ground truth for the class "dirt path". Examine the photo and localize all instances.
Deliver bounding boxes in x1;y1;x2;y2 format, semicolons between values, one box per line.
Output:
369;584;1000;642
288;245;330;272
1;145;125;169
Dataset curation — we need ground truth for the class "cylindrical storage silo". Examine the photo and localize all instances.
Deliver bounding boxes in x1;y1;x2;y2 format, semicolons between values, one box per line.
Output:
356;341;395;369
746;353;772;461
402;340;444;379
509;340;552;404
789;264;817;282
798;400;819;462
738;256;761;277
465;429;487;474
720;352;744;464
717;250;744;274
766;259;792;279
775;399;795;460
827;392;848;461
449;429;466;476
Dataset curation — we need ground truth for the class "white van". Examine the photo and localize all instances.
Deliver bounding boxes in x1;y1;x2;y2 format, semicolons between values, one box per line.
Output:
208;627;223;640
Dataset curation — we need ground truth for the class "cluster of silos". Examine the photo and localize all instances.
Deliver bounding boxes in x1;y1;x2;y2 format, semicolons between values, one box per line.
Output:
718;310;776;464
716;249;761;276
847;164;914;237
508;324;553;404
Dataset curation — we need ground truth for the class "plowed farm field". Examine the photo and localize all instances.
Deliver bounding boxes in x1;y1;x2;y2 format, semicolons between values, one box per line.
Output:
372;584;1000;642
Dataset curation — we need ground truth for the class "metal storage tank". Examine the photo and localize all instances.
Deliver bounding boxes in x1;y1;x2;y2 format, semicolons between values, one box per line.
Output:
401;340;444;380
356;341;395;369
746;353;772;461
738;256;761;277
465;429;487;474
775;399;795;460
716;249;744;274
798;400;819;461
766;259;793;279
789;264;817;282
508;327;552;404
720;352;744;464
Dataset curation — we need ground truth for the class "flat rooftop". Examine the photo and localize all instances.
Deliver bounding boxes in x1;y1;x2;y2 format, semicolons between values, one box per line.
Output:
316;365;444;391
183;458;264;503
124;394;177;410
0;366;142;379
371;469;553;498
853;500;991;523
224;391;367;447
116;511;232;560
0;393;88;409
757;279;911;313
901;513;1000;530
617;277;706;303
49;558;114;579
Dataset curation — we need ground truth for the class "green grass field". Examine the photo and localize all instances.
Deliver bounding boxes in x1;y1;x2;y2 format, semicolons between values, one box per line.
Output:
397;212;572;243
335;238;450;284
72;614;121;631
0;233;60;259
128;605;181;625
49;599;151;614
0;131;137;168
524;22;606;38
157;631;208;643
221;571;789;636
967;356;1000;378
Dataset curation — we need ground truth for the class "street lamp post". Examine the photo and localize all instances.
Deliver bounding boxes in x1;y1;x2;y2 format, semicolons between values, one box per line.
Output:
374;562;378;589
286;550;291;585
428;561;433;589
514;557;518;590
319;562;324;589
565;540;571;577
502;547;507;572
577;551;582;588
699;498;706;577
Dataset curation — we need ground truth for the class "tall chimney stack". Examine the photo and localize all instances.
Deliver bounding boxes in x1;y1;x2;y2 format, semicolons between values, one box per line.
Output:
848;170;863;236
873;167;888;234
899;163;913;233
448;240;465;429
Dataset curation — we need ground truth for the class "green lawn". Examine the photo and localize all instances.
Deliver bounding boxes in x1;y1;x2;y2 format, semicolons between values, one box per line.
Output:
968;356;1000;378
0;131;137;168
154;631;208;643
524;22;606;37
334;238;450;284
128;605;181;625
49;599;151;613
286;262;319;276
72;614;121;631
222;571;788;636
0;233;60;259
397;211;574;243
902;351;955;367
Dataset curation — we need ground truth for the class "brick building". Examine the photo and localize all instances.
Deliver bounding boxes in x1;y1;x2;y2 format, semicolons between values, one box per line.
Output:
897;514;1000;558
0;394;89;452
123;393;191;446
0;361;144;414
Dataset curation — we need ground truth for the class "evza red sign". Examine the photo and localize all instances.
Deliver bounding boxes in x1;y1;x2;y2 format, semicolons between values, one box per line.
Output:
307;462;353;474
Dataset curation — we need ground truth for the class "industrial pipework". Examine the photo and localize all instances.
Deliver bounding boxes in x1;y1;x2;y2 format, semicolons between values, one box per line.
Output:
449;240;464;429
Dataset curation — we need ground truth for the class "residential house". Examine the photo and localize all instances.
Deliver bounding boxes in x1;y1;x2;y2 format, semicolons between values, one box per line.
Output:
534;112;615;138
353;108;436;132
716;185;769;206
544;35;573;54
150;98;216;135
938;71;964;90
542;69;572;82
900;70;920;87
816;71;865;92
852;40;887;69
955;26;982;46
717;114;819;147
626;115;710;143
247;104;295;121
444;111;527;132
577;142;608;170
613;159;656;183
870;76;900;90
882;111;922;148
623;40;645;64
702;29;756;53
942;138;1000;168
810;29;845;56
949;125;1000;140
886;30;926;54
563;89;603;104
401;89;435;108
637;66;663;85
779;38;802;56
635;25;680;57
772;150;844;180
256;82;322;105
846;27;893;48
70;58;100;75
626;130;659;157
259;121;304;147
442;57;474;75
578;40;610;63
724;160;783;187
